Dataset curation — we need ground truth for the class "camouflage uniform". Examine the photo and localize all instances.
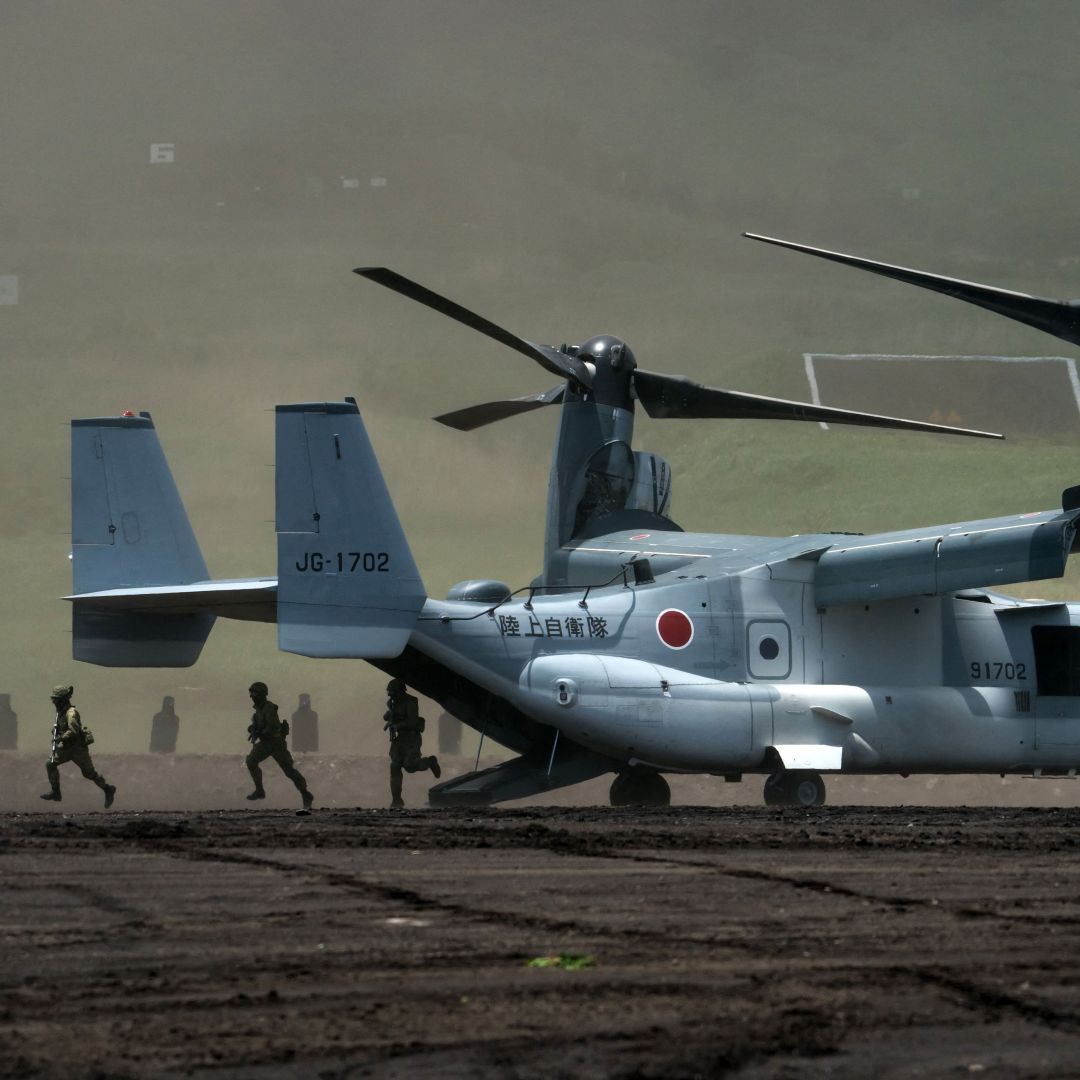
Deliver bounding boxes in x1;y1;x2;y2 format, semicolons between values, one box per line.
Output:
41;685;115;807
245;682;313;810
385;679;440;808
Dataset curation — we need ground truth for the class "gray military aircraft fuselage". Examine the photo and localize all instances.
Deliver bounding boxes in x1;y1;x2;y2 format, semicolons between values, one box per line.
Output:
64;242;1080;806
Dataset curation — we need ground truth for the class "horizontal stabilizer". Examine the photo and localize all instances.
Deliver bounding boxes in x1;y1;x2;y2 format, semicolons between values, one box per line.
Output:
74;609;213;667
276;399;425;658
70;413;215;666
65;579;276;622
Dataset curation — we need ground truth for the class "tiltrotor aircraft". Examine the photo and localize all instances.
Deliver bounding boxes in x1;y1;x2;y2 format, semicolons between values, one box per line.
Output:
65;235;1080;806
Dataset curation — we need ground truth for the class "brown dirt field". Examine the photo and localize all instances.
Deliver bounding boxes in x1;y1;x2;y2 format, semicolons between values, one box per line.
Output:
4;800;1080;1078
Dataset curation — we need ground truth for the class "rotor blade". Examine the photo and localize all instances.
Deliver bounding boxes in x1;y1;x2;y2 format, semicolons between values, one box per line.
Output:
744;232;1080;349
353;267;592;387
435;386;566;432
632;369;1002;439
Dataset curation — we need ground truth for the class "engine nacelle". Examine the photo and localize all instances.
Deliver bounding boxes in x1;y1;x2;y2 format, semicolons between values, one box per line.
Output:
626;452;672;517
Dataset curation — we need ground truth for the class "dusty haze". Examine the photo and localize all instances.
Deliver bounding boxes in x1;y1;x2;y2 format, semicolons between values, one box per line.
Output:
5;1;1080;785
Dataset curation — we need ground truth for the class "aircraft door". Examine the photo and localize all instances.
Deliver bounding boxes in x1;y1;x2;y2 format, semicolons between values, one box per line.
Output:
1032;625;1080;749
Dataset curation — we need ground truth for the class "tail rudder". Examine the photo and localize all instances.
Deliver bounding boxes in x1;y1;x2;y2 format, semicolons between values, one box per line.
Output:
275;398;426;658
70;412;214;666
72;413;209;591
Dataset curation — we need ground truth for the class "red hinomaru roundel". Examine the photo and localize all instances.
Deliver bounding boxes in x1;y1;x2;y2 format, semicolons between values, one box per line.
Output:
656;609;694;649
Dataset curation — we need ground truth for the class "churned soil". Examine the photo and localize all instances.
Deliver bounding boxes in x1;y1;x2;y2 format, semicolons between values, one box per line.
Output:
4;803;1080;1078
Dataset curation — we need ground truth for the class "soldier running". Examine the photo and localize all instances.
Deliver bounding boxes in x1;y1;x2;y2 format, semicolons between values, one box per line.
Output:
244;681;314;810
40;685;116;807
384;678;440;808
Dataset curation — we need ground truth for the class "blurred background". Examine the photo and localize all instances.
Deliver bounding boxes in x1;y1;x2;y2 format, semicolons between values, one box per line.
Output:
5;0;1080;765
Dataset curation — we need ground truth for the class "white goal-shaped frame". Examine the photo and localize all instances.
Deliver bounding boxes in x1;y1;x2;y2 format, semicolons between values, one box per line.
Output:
803;353;1080;431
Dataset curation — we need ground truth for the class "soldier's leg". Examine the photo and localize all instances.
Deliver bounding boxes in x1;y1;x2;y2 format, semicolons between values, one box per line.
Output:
270;742;313;809
41;758;62;801
401;740;426;773
71;746;116;806
401;742;440;779
71;746;107;788
389;742;404;807
246;741;272;798
403;740;441;781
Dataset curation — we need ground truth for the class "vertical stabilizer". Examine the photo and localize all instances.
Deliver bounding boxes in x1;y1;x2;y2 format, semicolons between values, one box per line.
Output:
70;413;214;665
276;399;426;658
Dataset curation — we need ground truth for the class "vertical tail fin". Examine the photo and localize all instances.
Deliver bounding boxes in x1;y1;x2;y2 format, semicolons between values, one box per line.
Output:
276;399;426;658
70;413;214;666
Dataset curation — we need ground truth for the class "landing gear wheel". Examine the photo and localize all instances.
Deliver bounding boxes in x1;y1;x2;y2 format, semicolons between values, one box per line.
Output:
762;770;826;807
609;769;671;807
788;770;826;807
609;772;634;806
763;772;786;807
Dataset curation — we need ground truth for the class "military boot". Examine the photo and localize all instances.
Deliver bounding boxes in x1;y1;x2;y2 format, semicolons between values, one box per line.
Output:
429;756;441;779
301;789;314;811
39;788;61;802
246;788;266;801
103;784;116;808
390;797;404;809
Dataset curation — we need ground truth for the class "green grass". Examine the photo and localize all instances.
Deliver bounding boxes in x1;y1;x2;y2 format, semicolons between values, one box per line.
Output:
526;954;596;971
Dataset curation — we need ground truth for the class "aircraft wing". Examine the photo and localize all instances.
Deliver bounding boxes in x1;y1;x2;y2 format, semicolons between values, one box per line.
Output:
65;579;278;622
811;508;1080;606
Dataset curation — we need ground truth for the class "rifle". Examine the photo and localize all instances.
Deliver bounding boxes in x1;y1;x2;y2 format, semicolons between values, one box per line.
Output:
383;705;399;740
50;709;62;758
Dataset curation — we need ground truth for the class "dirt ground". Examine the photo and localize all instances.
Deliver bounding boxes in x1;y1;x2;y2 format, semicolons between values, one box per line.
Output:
5;788;1080;1078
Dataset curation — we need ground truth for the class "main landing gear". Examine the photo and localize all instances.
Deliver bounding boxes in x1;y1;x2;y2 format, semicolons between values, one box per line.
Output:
763;770;826;807
609;768;671;807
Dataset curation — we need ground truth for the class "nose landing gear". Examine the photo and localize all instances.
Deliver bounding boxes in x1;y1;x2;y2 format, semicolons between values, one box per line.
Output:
763;769;826;807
